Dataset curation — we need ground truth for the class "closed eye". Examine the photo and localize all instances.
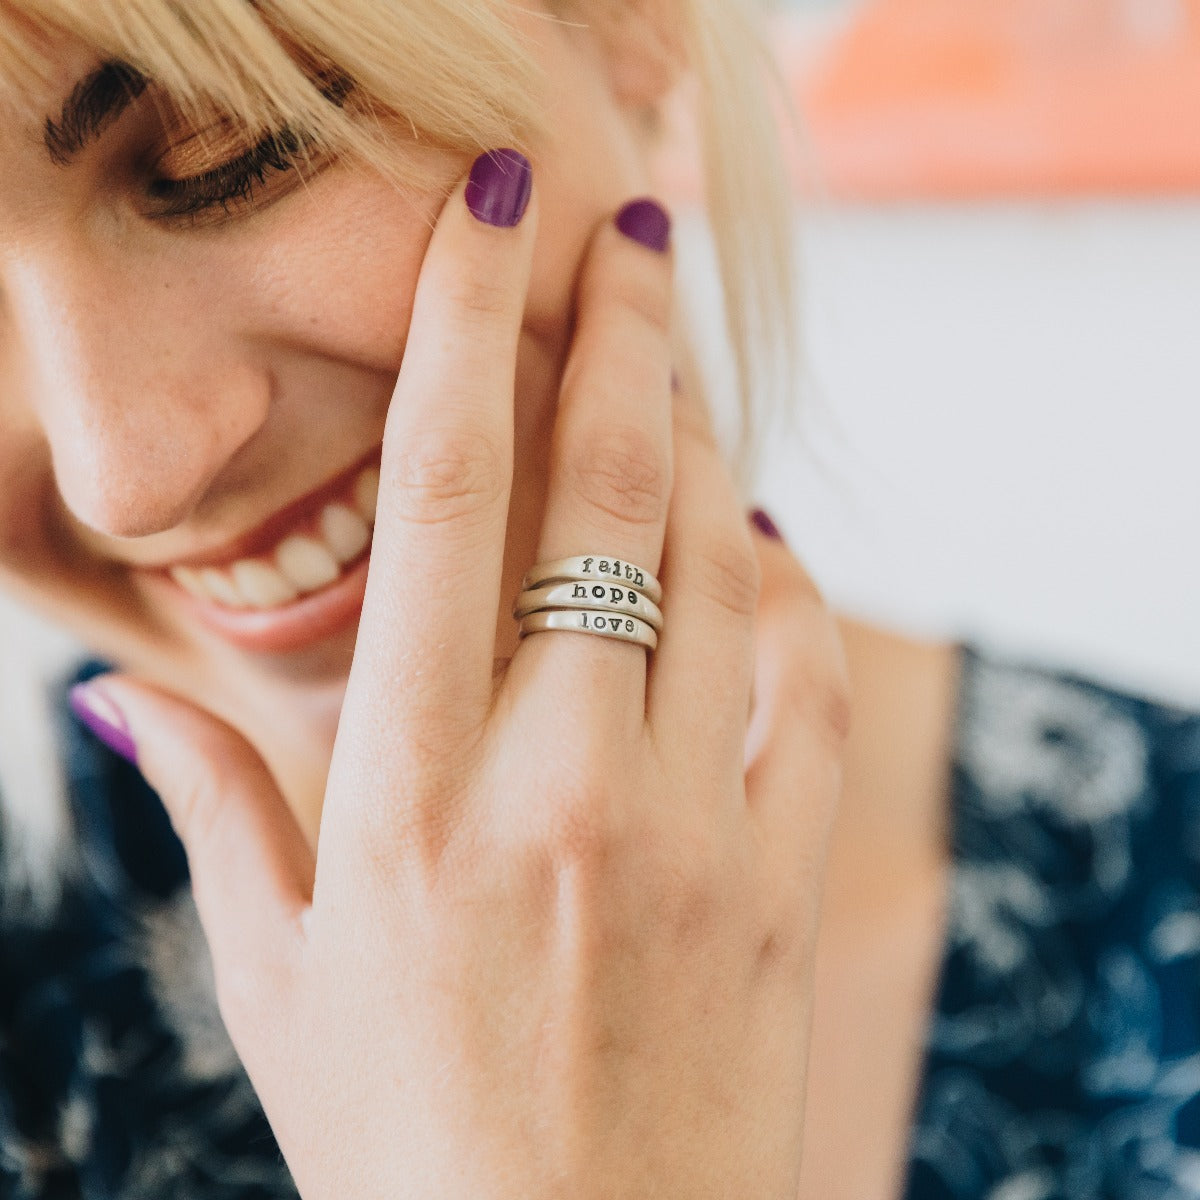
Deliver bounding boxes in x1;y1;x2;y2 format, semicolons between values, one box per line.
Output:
147;125;320;221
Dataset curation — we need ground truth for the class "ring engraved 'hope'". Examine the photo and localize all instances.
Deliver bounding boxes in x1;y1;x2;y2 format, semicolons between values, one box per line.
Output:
513;582;664;633
518;608;658;651
521;555;662;605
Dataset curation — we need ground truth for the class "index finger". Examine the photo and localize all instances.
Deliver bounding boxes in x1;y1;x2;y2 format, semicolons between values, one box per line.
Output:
330;150;537;805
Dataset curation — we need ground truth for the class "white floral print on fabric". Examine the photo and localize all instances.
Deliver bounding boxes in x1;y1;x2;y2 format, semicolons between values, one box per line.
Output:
2;648;1199;1198
905;648;1200;1200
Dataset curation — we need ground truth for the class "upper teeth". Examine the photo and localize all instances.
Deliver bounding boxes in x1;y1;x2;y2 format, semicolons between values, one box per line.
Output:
168;463;379;610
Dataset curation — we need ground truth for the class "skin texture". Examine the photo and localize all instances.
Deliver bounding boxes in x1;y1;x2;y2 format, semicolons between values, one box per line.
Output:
0;5;658;844
0;4;851;1195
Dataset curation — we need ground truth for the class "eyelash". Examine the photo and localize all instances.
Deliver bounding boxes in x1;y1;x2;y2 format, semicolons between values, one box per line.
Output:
147;125;313;219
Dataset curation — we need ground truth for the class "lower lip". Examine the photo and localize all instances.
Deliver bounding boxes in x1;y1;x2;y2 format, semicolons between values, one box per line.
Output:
142;547;372;655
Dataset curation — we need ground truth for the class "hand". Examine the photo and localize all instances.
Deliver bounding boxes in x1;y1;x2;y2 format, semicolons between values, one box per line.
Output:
80;152;849;1198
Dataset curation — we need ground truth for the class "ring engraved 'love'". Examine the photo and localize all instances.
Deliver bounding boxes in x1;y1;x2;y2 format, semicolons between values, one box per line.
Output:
513;581;664;633
518;608;658;651
522;555;662;605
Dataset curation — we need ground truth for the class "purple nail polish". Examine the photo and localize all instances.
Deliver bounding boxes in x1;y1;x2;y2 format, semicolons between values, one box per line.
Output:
750;508;785;543
465;149;532;228
615;198;671;253
69;682;138;766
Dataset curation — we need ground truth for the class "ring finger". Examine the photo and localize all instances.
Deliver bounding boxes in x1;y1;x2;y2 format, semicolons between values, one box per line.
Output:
506;198;675;709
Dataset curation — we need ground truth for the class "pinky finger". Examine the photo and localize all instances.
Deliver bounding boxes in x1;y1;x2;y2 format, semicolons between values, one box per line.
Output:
743;525;848;856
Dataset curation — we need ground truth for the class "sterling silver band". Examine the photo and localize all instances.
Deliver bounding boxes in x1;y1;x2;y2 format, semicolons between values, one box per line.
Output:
513;581;664;633
522;555;662;605
518;607;658;651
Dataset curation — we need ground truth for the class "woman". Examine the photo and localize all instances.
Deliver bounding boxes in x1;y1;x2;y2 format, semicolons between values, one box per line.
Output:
0;0;845;1196
1;1;1196;1198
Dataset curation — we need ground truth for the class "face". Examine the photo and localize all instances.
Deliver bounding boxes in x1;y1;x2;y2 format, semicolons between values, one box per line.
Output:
0;6;670;817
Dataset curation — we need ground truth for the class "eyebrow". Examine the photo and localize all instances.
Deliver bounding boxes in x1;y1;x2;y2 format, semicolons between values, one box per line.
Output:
43;59;148;166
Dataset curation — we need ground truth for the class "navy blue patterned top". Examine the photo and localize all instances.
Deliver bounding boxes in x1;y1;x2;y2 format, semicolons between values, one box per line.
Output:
2;645;1198;1198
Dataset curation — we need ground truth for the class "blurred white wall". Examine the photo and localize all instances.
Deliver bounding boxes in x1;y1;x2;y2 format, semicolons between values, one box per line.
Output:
679;201;1200;708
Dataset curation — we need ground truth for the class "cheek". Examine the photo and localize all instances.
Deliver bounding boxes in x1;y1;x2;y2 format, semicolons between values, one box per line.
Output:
226;162;586;380
0;435;50;564
0;352;56;563
232;170;445;371
219;162;583;372
176;149;600;397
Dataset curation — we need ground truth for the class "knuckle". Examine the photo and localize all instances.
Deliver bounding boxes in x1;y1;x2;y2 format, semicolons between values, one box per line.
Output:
388;428;507;524
445;268;516;324
808;622;853;746
776;648;854;749
693;533;761;620
566;424;668;528
172;762;236;854
541;792;623;873
819;674;854;747
650;827;723;947
760;570;852;746
751;842;820;980
756;909;808;979
824;653;854;745
355;754;477;885
607;270;671;337
523;753;633;876
587;237;672;335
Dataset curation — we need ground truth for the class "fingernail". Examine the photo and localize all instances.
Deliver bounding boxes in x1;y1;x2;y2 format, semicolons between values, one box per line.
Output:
69;682;138;766
465;148;532;228
615;198;671;253
749;508;784;543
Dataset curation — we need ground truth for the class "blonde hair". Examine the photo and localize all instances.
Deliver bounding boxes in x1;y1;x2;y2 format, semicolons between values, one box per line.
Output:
0;0;795;479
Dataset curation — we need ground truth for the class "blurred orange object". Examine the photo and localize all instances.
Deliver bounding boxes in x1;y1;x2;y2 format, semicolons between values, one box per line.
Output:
793;0;1200;199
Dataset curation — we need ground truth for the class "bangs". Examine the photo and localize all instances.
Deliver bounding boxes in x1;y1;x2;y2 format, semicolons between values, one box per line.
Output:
0;0;797;485
0;0;544;186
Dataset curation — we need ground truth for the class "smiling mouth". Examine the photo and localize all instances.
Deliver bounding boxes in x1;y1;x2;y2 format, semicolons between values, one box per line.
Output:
159;459;380;611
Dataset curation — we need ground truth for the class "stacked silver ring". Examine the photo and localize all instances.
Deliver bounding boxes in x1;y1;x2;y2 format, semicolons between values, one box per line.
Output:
514;555;663;650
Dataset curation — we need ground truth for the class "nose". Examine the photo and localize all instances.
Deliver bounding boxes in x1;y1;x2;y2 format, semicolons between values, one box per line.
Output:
6;246;271;539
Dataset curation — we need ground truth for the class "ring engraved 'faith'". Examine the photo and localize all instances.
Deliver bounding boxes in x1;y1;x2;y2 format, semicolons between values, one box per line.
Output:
518;608;658;651
522;555;662;605
513;581;664;633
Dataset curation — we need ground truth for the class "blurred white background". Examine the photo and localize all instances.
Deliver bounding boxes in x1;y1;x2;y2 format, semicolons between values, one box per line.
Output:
677;0;1200;709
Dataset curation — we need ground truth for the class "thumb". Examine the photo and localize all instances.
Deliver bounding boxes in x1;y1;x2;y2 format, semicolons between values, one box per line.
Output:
68;675;313;1012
